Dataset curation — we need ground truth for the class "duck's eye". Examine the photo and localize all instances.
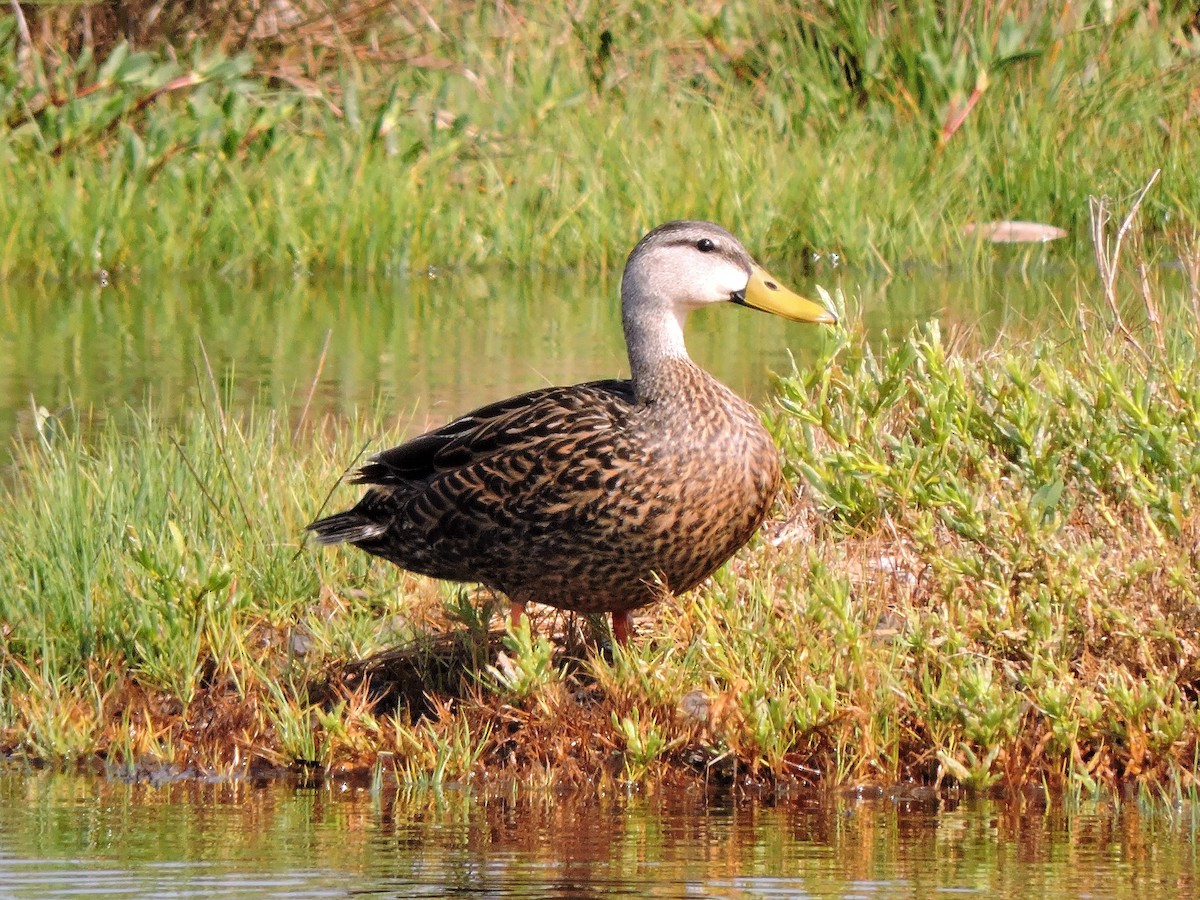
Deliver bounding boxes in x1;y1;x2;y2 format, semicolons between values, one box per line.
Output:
696;238;716;253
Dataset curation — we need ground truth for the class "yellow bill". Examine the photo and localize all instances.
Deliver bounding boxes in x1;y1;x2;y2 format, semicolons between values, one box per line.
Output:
734;264;837;324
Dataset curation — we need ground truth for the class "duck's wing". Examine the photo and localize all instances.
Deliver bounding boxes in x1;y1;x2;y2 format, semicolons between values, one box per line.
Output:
306;379;637;547
354;378;636;485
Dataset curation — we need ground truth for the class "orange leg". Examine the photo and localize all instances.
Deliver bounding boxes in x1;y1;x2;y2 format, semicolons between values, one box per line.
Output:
611;609;634;645
509;600;528;632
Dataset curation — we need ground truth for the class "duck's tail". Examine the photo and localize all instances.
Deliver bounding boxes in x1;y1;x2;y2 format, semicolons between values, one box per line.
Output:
305;510;388;546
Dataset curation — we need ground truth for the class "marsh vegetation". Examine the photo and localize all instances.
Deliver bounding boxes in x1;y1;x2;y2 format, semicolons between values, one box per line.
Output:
2;1;1200;796
3;1;1196;278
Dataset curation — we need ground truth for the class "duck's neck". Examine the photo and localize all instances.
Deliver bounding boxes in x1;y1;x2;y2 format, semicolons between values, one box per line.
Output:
622;289;697;403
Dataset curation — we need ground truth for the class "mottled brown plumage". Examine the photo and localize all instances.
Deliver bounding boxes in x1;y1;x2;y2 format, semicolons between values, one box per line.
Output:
308;221;836;642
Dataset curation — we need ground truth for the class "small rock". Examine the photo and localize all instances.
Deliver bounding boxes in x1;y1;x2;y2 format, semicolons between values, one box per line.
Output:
679;690;710;723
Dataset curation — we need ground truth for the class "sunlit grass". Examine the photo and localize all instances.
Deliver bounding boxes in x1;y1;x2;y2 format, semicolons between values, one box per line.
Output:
2;218;1198;792
3;0;1199;793
1;2;1197;280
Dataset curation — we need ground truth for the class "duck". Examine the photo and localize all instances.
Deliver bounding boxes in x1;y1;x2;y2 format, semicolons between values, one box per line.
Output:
307;221;836;643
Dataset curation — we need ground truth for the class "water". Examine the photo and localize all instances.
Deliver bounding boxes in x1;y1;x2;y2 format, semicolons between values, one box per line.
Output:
0;262;1077;452
0;771;1195;898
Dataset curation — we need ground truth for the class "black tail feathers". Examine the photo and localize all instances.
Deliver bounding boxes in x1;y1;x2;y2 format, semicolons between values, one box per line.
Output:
306;511;387;546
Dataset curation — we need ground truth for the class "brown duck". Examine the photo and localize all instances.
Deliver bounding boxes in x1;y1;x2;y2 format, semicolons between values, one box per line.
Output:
308;221;836;643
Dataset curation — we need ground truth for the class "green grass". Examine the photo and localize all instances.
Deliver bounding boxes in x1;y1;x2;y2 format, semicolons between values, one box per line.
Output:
2;216;1198;793
1;1;1197;280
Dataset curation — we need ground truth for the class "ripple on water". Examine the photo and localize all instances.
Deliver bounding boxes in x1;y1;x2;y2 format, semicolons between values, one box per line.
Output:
1;771;1196;899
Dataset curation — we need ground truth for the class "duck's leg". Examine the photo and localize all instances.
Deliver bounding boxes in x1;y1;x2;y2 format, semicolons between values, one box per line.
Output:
611;610;634;645
509;600;528;632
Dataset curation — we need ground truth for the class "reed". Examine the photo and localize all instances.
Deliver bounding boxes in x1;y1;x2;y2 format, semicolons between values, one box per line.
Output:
1;2;1197;280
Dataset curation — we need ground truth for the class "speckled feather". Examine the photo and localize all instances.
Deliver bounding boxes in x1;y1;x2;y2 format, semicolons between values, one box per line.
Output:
308;221;827;628
308;363;779;614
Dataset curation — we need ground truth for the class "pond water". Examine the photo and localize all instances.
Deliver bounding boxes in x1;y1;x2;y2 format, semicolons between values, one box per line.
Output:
0;260;1079;453
0;770;1195;898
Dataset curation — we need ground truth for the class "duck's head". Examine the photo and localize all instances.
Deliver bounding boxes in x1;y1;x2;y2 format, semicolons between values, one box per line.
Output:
621;221;836;377
622;220;836;324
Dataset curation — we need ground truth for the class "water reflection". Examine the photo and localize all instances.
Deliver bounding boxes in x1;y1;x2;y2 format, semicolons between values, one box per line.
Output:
0;263;1085;453
0;771;1195;898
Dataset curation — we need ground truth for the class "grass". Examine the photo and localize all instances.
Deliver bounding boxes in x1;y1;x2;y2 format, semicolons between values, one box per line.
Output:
2;0;1198;795
1;1;1198;280
1;199;1198;794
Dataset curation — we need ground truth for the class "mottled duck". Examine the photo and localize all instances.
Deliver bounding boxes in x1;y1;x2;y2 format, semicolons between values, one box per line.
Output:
308;221;837;643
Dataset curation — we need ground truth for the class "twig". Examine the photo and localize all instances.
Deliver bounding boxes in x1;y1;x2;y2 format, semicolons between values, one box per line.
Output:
235;0;269;52
1088;169;1160;363
169;435;227;522
9;0;31;50
9;0;33;86
292;439;373;562
1117;170;1160;248
1138;259;1166;361
1176;231;1200;325
197;336;226;435
294;329;332;442
192;339;255;535
940;71;989;146
47;72;204;159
